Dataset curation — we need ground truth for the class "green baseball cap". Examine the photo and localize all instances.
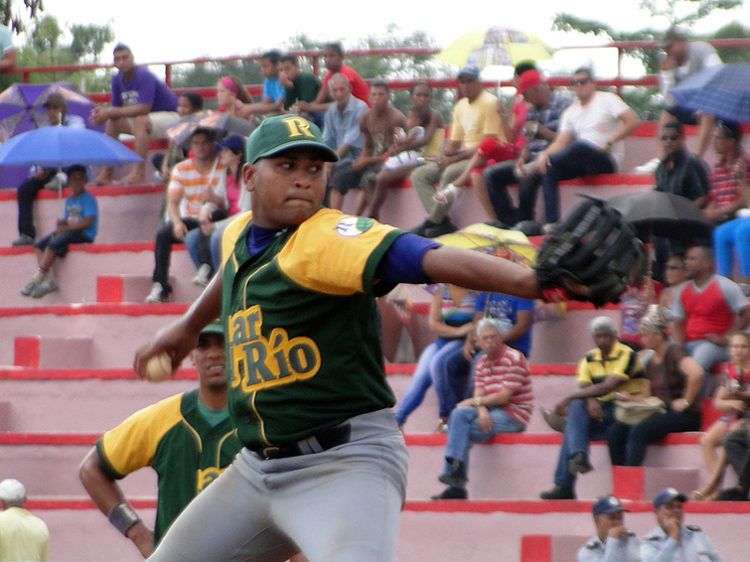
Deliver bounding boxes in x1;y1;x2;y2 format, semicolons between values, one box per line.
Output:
245;114;339;164
200;320;224;338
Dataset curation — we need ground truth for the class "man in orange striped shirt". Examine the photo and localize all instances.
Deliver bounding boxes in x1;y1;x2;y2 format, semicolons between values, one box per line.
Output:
147;127;226;303
432;317;532;499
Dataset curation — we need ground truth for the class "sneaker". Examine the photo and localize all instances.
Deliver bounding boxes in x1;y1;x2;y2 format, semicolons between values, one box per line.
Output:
145;282;168;303
20;279;39;296
11;234;35;246
542;222;558;235
30;278;58;299
568;452;593;476
423;218;457;238
435;418;448;433
539;486;576;500
634;157;660;174
192;264;212;287
438;459;467;488
430;486;468;500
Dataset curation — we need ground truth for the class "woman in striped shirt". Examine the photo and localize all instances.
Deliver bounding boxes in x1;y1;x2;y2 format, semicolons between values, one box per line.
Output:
431;317;532;500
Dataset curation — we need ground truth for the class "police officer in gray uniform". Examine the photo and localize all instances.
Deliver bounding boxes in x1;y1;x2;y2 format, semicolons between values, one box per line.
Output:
578;495;640;562
641;488;722;561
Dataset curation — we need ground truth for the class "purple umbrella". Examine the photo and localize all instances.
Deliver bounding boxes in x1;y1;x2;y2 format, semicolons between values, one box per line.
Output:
0;82;98;142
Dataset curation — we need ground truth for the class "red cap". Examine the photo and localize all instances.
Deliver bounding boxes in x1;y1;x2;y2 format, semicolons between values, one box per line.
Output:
517;70;543;95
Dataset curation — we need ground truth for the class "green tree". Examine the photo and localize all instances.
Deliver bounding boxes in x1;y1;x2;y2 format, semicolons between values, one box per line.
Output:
70;23;115;62
712;20;750;62
30;14;61;52
0;0;43;33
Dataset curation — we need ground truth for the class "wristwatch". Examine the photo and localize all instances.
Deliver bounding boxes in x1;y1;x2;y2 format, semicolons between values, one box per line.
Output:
108;502;141;536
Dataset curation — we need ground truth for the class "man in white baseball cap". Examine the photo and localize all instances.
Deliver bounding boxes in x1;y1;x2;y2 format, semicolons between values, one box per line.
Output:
0;478;49;561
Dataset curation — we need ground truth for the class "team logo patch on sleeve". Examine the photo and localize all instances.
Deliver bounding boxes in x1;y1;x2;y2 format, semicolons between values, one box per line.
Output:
335;216;374;237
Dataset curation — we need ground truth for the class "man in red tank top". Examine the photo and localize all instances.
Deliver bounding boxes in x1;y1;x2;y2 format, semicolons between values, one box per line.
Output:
671;245;749;385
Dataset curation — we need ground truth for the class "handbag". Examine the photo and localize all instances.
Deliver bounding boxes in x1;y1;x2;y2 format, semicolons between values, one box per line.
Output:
615;396;666;426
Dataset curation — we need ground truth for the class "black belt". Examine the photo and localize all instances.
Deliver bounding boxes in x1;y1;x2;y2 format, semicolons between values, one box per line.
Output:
252;424;352;460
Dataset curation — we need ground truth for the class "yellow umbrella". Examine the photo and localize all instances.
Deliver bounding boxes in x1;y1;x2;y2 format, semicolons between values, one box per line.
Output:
435;223;537;265
437;27;551;69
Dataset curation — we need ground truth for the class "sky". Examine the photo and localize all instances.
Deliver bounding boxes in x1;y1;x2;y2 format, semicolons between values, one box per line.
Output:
16;0;750;78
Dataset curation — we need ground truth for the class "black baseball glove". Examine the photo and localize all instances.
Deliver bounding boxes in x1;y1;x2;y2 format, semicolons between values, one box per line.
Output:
535;196;645;307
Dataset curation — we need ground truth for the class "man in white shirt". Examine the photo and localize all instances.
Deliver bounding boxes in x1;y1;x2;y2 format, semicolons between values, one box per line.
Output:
659;27;722;160
0;479;49;562
577;495;640;562
525;67;640;228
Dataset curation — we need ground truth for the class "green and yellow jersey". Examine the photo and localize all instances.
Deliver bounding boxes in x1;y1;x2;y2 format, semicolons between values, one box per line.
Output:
220;208;402;449
96;390;241;542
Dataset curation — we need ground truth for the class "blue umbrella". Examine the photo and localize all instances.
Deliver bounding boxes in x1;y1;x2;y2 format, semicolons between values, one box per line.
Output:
0;126;142;167
670;63;750;123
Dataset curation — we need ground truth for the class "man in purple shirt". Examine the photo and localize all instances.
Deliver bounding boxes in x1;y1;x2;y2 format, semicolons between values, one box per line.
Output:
91;44;179;185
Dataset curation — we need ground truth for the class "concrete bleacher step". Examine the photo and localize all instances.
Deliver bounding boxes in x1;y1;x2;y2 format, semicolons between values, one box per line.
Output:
0;185;164;245
13;336;93;369
0;431;707;501
612;466;701;502
0;245;202;308
0;368;573;432
520;535;587;562
21;498;750;562
0;303;186;367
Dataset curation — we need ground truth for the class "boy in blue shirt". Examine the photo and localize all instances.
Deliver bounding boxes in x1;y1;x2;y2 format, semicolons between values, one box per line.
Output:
21;165;98;299
237;50;286;118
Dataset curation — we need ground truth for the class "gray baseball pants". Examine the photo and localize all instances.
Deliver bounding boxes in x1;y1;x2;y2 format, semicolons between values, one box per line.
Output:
147;408;408;562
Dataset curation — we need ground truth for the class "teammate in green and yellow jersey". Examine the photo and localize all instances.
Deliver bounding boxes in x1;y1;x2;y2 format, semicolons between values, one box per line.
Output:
134;114;544;562
80;322;241;558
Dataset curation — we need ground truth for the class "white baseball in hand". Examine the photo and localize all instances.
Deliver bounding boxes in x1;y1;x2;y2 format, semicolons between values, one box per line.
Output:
145;353;173;382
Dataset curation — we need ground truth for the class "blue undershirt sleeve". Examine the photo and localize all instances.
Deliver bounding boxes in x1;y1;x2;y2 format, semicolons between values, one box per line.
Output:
374;233;440;294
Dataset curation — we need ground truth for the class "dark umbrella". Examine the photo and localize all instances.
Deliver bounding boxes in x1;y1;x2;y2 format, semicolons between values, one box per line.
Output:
608;191;711;242
670;63;750;123
166;110;255;148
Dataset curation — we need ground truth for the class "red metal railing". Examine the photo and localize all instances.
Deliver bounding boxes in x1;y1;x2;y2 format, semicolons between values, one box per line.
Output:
14;38;750;102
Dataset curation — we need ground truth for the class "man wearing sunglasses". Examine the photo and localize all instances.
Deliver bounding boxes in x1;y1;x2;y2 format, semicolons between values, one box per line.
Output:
525;67;640;231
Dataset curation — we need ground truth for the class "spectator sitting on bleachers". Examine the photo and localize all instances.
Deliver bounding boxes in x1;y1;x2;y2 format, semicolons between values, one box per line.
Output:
654;122;710;202
215;75;254;118
709;122;750;291
410;65;504;238
155;91;204;183
12;92;87;246
619;278;661;352
483;69;572;227
431;318;531;500
651;121;710;281
279;54;321;124
339;80;407;215
692;331;750;502
717;413;750;501
641;488;723;560
395;284;476;430
184;135;248;286
298;42;369;114
20;165;97;299
91;44;179;185
540;316;645;500
608;306;703;467
704;121;749;226
234;51;286;118
368;81;444;219
639;27;722;172
577;495;640;562
433;286;535;430
323;74;367;208
670;244;749;384
0;479;49;562
658;254;687;310
146;128;226;303
526;67;640;231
